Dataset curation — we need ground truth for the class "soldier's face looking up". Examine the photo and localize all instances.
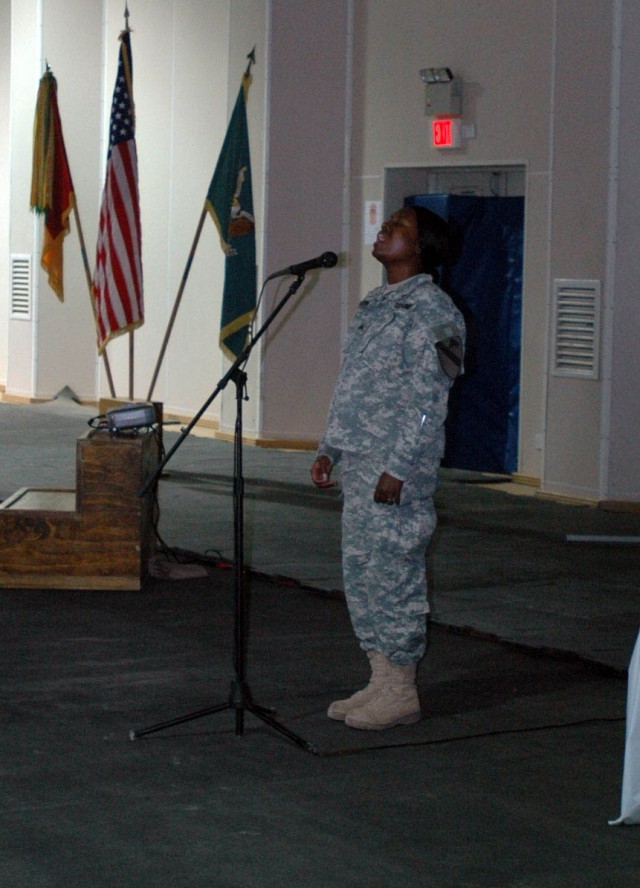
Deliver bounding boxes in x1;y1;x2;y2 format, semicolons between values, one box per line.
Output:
372;208;420;267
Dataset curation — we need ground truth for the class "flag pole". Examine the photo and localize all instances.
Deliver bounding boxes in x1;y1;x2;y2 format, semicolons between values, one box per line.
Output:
129;331;135;399
93;8;143;395
146;209;207;401
145;46;257;402
124;2;135;400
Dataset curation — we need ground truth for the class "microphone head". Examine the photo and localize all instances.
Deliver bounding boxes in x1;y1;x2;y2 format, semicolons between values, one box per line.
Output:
321;251;338;268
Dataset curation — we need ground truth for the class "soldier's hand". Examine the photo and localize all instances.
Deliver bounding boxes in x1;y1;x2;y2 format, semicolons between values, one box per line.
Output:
374;472;403;505
311;455;337;488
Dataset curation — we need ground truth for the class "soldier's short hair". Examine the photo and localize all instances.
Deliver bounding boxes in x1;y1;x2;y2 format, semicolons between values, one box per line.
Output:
412;206;461;280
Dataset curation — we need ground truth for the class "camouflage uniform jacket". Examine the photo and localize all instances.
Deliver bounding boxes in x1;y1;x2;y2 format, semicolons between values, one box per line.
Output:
318;273;465;482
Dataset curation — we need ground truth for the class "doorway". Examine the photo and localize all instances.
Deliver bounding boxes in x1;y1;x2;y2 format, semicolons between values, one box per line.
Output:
385;164;526;475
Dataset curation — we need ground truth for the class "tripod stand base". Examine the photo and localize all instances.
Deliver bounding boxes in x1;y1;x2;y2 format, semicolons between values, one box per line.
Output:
129;679;319;754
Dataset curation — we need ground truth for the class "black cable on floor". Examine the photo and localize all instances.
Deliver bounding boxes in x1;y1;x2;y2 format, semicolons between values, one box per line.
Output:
310;714;626;758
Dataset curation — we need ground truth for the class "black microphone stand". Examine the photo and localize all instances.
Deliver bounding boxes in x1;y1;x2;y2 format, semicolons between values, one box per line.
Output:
130;273;318;754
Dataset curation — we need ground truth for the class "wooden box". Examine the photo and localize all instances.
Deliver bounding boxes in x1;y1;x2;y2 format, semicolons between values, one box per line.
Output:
0;429;160;590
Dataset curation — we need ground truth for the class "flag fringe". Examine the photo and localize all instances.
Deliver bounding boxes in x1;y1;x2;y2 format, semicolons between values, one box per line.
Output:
205;200;232;255
219;308;256;361
97;317;144;356
30;71;55;214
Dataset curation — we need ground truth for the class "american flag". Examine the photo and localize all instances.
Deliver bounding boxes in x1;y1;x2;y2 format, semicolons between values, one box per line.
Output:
93;28;143;353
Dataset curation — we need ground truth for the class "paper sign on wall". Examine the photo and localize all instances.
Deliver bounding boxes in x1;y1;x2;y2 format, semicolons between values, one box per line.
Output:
364;201;383;244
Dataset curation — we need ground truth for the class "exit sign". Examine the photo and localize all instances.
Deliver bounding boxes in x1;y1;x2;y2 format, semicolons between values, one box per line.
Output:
432;117;461;149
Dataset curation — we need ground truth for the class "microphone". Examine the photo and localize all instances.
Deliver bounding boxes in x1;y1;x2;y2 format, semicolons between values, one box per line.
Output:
266;251;338;280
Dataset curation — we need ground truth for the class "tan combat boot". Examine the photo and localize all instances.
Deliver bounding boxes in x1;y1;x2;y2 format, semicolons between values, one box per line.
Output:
344;661;421;730
327;650;390;721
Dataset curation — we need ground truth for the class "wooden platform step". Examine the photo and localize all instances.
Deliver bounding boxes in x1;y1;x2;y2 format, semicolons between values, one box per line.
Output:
0;429;160;590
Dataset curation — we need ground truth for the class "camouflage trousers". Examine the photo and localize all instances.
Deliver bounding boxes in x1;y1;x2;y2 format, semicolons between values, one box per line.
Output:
340;451;437;665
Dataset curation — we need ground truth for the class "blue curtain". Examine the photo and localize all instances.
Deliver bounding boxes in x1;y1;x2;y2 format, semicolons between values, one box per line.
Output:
405;194;524;474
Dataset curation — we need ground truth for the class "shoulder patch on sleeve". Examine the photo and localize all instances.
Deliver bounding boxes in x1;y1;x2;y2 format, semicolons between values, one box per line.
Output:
435;336;464;379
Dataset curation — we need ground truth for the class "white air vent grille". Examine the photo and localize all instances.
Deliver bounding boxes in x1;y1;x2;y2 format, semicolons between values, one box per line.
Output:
10;254;33;319
552;279;601;379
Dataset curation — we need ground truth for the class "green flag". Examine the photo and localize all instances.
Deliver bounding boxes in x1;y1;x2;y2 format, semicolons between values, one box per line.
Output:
206;73;256;360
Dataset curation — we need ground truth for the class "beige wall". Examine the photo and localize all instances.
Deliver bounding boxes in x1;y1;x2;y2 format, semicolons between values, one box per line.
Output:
92;0;237;426
542;0;612;498
602;1;640;501
8;0;107;399
3;0;640;502
0;1;10;386
351;0;554;482
6;0;250;427
258;0;350;442
7;0;46;398
350;0;640;502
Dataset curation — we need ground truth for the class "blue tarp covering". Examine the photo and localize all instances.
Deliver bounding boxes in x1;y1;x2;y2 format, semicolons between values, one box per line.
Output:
405;194;524;474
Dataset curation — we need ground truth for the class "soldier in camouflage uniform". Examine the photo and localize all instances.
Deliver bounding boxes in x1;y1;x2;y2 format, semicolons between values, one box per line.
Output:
311;205;465;730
